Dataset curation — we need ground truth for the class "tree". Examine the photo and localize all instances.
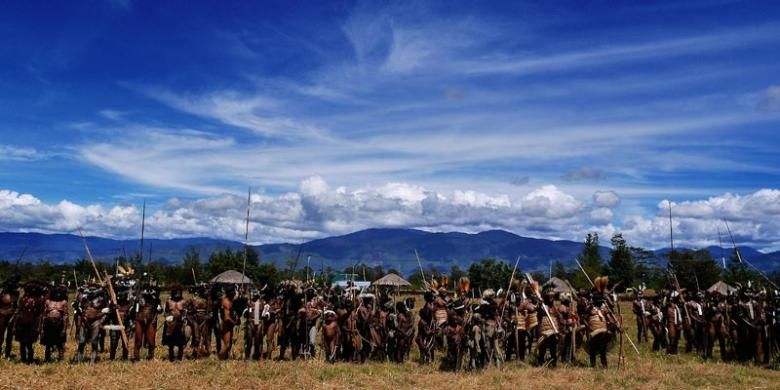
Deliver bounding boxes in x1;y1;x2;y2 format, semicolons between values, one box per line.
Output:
407;272;426;289
628;246;664;290
606;233;638;291
182;247;203;283
552;261;568;279
572;233;605;289
467;258;513;292
668;249;721;290
206;246;269;285
449;265;466;284
722;252;761;287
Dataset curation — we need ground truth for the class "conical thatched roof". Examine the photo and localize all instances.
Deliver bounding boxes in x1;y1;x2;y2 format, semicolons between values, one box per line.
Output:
543;277;577;294
210;270;252;285
373;273;411;287
707;280;736;295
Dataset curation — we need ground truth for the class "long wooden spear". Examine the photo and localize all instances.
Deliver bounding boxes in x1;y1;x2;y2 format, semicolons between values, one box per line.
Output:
717;227;726;269
14;246;27;268
668;201;675;253
139;200;146;264
78;228;103;285
499;256;521;319
524;272;557;334
241;187;251;292
414;249;428;289
724;220;779;290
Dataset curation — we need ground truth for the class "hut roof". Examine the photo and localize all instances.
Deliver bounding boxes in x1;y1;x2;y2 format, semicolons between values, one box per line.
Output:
209;270;252;285
707;280;737;295
373;273;411;287
543;277;577;294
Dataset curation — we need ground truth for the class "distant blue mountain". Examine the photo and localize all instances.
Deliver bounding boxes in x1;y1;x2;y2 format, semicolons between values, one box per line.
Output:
255;228;610;274
1;229;777;275
0;232;241;265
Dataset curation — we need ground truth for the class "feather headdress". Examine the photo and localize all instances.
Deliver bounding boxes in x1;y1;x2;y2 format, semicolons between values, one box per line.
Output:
458;277;470;294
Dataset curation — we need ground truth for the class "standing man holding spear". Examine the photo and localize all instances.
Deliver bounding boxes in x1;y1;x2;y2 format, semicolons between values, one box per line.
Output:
575;259;640;356
525;272;560;367
77;229;130;354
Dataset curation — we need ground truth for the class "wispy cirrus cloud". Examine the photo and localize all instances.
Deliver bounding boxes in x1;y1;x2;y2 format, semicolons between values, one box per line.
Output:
130;86;329;140
0;145;46;162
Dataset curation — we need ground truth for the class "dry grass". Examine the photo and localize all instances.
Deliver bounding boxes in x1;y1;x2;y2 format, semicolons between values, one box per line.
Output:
1;302;778;390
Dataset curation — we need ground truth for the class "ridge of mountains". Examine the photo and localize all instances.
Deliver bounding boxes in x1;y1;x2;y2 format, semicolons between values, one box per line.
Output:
0;229;778;275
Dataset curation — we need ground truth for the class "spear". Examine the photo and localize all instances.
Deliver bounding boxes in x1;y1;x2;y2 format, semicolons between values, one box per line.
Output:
139;200;146;265
499;256;521;320
524;272;557;334
306;255;312;284
414;249;428;289
289;242;304;280
668;201;675;253
14;246;27;268
724;220;742;263
241;187;251;293
724;220;780;290
717;227;726;269
78;228;103;285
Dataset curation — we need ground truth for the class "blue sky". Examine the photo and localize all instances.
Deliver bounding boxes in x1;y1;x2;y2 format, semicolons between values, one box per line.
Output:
1;1;780;250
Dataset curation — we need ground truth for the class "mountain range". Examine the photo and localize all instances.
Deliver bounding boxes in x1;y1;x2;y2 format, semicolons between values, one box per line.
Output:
1;229;778;275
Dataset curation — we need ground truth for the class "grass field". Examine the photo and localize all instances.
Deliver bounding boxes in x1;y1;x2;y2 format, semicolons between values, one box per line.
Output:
1;302;778;389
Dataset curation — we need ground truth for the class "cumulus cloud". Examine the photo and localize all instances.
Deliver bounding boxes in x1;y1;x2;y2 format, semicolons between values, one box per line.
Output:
612;190;780;250
1;183;779;251
0;190;139;237
589;208;614;225
0;180;591;244
593;190;621;208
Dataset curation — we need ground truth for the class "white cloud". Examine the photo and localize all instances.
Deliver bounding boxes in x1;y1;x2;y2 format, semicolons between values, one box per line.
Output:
0;145;45;161
521;185;581;219
1;184;779;250
593;190;621;208
589;208;614;225
0;190;139;237
134;87;327;140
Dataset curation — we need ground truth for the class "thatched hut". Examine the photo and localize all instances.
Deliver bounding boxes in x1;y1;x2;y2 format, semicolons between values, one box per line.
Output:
209;270;253;285
707;280;737;295
373;273;412;287
543;277;577;295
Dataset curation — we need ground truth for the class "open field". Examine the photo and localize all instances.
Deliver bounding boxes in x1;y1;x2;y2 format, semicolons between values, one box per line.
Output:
0;302;778;390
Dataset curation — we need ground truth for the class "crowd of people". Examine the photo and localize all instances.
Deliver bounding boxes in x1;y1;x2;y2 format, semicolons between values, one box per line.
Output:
0;266;778;371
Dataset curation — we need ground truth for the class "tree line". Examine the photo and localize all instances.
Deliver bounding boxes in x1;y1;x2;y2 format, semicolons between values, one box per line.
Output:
1;233;778;291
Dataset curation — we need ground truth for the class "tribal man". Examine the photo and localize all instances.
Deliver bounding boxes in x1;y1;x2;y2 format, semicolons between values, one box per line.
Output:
0;274;20;359
163;284;189;361
218;285;238;360
133;278;161;361
536;285;561;368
